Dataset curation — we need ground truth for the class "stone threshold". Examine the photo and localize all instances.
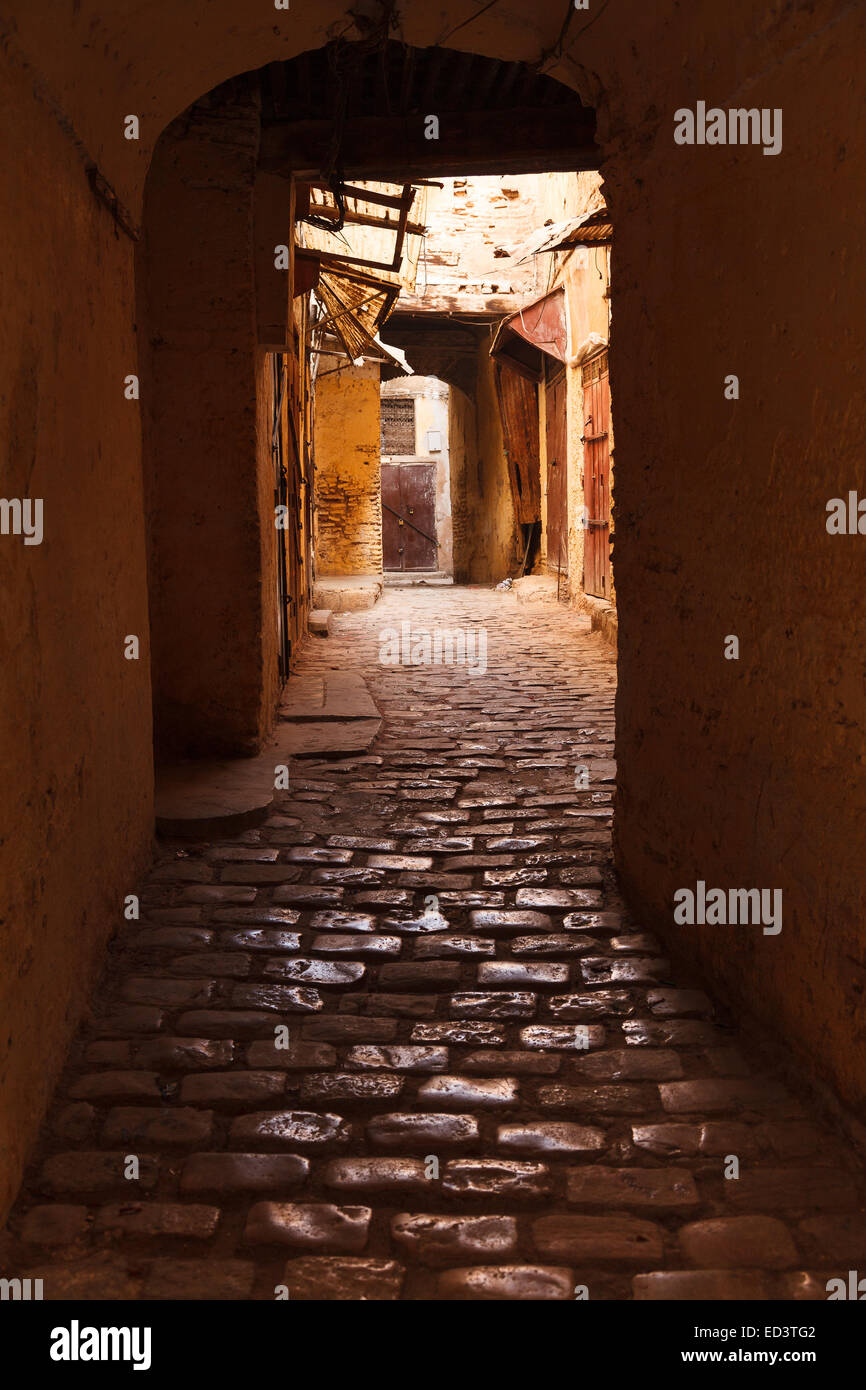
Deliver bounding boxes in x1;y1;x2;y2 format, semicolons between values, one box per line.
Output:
155;674;381;837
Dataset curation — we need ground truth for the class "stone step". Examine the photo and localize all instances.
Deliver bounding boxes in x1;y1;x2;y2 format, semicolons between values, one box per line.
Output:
308;608;331;637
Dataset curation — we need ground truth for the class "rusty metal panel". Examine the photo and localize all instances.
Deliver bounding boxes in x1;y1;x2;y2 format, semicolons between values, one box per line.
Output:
545;366;568;577
494;363;541;526
507;288;568;361
381;462;437;571
490;287;568;379
381;462;404;571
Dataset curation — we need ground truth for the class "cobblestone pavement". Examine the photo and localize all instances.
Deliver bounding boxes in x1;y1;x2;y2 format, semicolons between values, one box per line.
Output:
3;589;864;1301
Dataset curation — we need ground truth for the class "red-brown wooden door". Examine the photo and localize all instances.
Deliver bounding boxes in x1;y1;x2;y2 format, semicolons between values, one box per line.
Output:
582;351;610;598
545;366;568;576
381;462;438;571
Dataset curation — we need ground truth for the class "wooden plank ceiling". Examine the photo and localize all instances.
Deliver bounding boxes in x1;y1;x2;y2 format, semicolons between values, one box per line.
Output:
256;40;597;181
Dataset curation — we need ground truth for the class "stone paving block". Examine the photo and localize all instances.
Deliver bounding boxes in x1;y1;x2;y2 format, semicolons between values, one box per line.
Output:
464;1049;560;1076
20;1205;90;1246
438;1264;575;1300
533;1213;664;1264
469;909;553;933
263;957;366;986
723;1168;859;1212
244;1201;371;1251
548;991;633;1020
102;1107;214;1149
300;1072;405;1103
570;1048;684;1081
301;1016;398;1043
179;1072;287;1108
478;962;569;987
659;1078;792;1114
411;1021;507;1046
417;1075;519;1110
442;1160;553;1201
633;1270;769;1300
21;1255;141;1300
345;1045;449;1072
143;1258;255;1300
520;1024;606;1051
229;1110;351;1151
678;1215;798;1269
565;1165;700;1210
322;1158;432;1195
414;935;496;959
179;1153;310;1194
539;1083;658;1115
308;910;377;933
311;934;402;957
11;591;864;1308
366;1112;480;1151
497;1122;606;1156
281;1256;405;1300
94;1202;220;1240
231;983;323;1014
40;1152;159;1195
391;1213;518;1267
450;991;537;1020
378;961;462;991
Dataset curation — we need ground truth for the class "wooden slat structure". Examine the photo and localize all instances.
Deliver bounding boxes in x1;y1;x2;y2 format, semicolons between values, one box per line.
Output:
494;363;541;526
255;41;597;182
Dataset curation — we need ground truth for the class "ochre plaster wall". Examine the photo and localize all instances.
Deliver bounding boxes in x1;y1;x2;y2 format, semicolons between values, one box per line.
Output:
140;89;277;758
448;386;475;584
0;43;154;1221
313;361;383;575
467;343;521;584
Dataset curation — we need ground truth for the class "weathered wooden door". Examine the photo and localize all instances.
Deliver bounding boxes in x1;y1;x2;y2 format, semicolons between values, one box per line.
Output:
545;366;568;576
582;351;611;598
381;462;437;571
493;363;541;527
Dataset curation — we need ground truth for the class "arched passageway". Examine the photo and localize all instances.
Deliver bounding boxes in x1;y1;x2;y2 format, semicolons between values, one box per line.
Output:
1;2;865;1305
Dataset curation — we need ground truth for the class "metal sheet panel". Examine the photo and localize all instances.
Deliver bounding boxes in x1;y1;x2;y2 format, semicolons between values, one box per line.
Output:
490;287;568;377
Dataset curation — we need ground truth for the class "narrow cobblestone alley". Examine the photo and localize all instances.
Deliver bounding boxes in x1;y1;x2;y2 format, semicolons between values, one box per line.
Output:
3;589;863;1302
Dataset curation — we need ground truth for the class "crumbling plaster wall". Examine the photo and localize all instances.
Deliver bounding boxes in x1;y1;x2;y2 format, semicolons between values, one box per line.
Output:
2;0;866;1221
402;174;551;316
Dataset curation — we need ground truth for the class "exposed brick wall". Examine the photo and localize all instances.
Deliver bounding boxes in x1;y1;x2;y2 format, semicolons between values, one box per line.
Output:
313;361;383;575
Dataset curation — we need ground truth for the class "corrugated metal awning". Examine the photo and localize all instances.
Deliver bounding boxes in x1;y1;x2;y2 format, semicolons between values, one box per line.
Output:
521;206;612;257
481;205;611;278
490;286;568;382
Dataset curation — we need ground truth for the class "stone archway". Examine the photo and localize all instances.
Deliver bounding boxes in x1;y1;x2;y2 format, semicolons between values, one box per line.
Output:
2;0;866;1224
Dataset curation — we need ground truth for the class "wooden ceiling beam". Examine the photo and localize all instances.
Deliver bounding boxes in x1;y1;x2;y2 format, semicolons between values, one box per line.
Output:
259;106;597;181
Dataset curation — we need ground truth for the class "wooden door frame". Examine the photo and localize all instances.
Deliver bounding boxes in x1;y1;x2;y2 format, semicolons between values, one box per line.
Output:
581;348;611;598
